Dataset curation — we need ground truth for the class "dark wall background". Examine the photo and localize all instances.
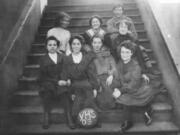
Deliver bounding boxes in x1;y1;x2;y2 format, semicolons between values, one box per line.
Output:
0;0;42;131
0;0;28;60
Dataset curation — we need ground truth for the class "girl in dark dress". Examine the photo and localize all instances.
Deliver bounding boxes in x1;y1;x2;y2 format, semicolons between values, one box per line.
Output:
112;40;158;132
91;35;118;110
61;35;100;125
38;36;75;129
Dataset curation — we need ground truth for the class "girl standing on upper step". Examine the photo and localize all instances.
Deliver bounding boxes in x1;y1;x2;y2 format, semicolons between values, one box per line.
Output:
61;35;101;127
112;40;159;132
47;11;71;55
38;36;75;129
82;15;106;52
106;4;138;40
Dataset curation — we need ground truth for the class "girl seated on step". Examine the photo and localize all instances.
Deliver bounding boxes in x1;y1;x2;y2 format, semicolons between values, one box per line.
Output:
112;40;159;132
38;36;75;129
90;35;118;110
61;35;101;128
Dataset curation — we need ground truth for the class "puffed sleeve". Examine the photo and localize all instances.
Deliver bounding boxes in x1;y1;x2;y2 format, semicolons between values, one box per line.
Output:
106;18;118;33
127;18;138;41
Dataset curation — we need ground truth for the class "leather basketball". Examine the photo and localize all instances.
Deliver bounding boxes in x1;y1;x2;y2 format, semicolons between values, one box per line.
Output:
77;108;98;128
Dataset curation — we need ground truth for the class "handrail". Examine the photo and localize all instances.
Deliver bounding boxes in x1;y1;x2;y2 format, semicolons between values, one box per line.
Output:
1;0;36;64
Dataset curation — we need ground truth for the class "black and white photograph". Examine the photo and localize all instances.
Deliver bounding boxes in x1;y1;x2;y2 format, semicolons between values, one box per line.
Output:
0;0;180;134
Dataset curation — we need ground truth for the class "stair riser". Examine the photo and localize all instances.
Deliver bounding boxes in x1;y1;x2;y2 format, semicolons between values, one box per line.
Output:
18;81;39;91
41;17;142;27
23;67;40;77
48;0;136;6
37;32;147;42
38;24;144;35
46;4;138;12
9;110;172;125
42;16;142;25
11;92;169;106
43;10;139;20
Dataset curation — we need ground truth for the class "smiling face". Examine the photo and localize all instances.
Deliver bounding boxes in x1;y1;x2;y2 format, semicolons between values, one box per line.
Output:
92;37;103;52
120;46;133;63
119;22;128;35
71;38;82;54
113;7;123;17
46;40;58;54
91;17;101;30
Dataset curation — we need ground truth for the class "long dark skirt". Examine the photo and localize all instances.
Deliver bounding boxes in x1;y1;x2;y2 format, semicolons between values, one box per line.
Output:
96;74;116;110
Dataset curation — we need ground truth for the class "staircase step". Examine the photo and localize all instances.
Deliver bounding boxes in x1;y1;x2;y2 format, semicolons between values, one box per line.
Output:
38;30;147;40
42;15;142;26
48;0;136;6
11;88;169;106
44;8;139;18
38;22;144;36
8;122;179;135
9;102;172;124
45;4;138;12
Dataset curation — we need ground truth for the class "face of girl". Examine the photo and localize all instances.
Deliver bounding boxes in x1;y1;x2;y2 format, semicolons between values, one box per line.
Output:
92;37;103;52
46;40;58;54
119;22;128;35
120;46;133;63
60;17;70;28
113;7;123;17
71;39;82;54
91;18;101;30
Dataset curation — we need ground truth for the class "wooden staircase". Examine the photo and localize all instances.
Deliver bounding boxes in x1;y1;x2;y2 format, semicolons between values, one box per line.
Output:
7;0;179;134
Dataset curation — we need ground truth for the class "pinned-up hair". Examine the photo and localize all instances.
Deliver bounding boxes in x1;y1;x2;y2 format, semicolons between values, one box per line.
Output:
89;15;103;27
45;36;60;47
54;11;71;27
91;35;104;44
117;40;136;57
112;4;124;11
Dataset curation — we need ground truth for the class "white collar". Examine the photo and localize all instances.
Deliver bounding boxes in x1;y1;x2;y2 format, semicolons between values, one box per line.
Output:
72;52;82;64
48;53;58;64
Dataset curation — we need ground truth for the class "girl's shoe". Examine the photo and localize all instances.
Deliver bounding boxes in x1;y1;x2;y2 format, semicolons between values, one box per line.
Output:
144;110;153;126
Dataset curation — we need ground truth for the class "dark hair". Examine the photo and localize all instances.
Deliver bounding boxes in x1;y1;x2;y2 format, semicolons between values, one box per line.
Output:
89;15;103;27
91;35;104;45
54;12;71;27
69;35;85;51
112;4;124;12
116;20;131;30
45;36;60;47
117;40;136;58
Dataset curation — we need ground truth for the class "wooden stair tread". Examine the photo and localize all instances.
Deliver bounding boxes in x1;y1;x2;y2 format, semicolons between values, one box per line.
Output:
9;102;172;114
9;122;179;134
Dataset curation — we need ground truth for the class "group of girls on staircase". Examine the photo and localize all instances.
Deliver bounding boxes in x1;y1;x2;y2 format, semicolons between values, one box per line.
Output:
38;3;160;132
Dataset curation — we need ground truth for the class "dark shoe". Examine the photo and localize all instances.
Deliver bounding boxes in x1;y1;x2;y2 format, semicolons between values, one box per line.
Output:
120;120;133;133
67;113;76;129
68;122;76;129
96;122;102;128
144;111;152;126
42;112;50;129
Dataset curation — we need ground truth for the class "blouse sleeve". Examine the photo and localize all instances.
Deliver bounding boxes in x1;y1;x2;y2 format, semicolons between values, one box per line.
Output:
87;61;100;90
106;19;117;33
